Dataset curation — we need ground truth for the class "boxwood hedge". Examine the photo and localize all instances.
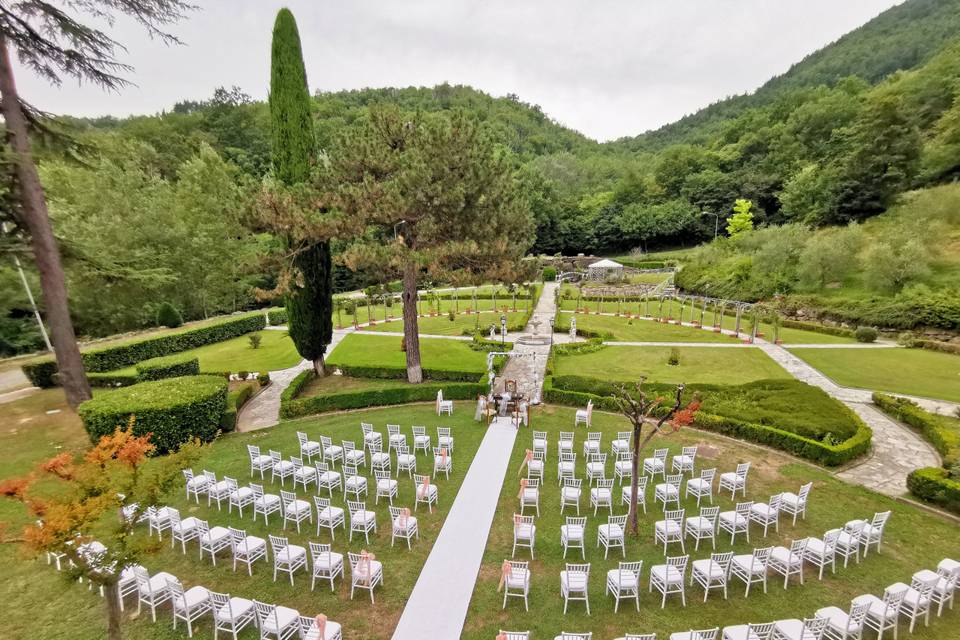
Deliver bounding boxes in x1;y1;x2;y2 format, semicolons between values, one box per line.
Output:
907;467;960;514
873;393;960;466
78;375;228;454
135;355;200;382
22;313;265;388
543;376;872;466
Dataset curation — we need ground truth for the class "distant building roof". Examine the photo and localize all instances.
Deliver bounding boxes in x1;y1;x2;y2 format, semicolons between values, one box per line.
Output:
588;259;623;269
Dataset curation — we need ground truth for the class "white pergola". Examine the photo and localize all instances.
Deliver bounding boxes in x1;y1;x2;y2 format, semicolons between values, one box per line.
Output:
587;258;624;281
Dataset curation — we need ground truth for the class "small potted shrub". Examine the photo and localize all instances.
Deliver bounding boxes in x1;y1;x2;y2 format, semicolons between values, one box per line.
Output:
248;334;262;349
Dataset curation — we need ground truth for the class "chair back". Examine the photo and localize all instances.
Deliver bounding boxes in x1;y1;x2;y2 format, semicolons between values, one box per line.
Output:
182;469;195;482
620;560;643;578
666;473;682;489
347;500;366;516
587;432;601;443
133;565;151;587
566;562;590;579
667;554;689;572
361;422;373;436
712;551;734;572
290;456;304;469
344;463;359;478
209;590;230;615
591;453;607;465
848;600;872;627
681;445;697;458
204;470;217;483
320;435;332;448
801;617;828;638
297;431;308;445
700;506;720;523
597;478;613;490
268;534;287;554
314;496;330;511
534;430;547;440
745;624;774;639
822;529;840;552
882;586;906;613
166;577;185;602
736;462;750;478
437;426;451;438
789;538;808;556
610;514;628;528
388;424;400;437
735;501;753;518
624;635;656;640
514;514;535;529
253;601;277;627
396;444;410;457
247;444;261;458
753;546;773;568
798;482;812;502
637;476;648;492
560;451;576;464
691;629;719;640
168;509;182;528
665;508;684;524
525;478;540;489
559;431;574;443
566;516;587;528
224;476;238;491
413;426;426;437
872;510;891;531
700;468;716;483
375;469;391;481
559;633;591;640
280;490;296;506
342;440;356;453
250;483;264;498
563;478;581;490
229;527;246;547
654;448;668;461
768;493;783;512
196;519;211;537
308;541;330;560
500;632;531;640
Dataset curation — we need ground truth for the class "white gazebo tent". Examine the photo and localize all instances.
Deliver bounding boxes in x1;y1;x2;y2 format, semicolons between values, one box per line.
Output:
587;259;624;281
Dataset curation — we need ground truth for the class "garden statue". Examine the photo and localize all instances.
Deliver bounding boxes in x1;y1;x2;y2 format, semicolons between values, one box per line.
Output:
570;316;577;339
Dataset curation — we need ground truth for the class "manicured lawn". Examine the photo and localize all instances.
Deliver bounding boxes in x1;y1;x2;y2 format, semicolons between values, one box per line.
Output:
327;334;488;373
552;345;790;385
789;347;960;402
0;393;484;640
372;311;528;336
335;296;535;329
556;313;738;343
105;330;302;376
299;374;416;398
462;405;960;640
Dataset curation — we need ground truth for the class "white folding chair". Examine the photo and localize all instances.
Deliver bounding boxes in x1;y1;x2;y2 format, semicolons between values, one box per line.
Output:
395;444;417;477
316;461;342;498
558;431;575;457
375;469;398;504
512;513;536;558
251;483;281;526
643;447;668;480
686;468;716;506
655;473;682;511
361;422;381;454
299;615;343;640
692;551;733;602
672;446;697;476
182;468;209;504
436;390;454;415
852;511;891;557
501;559;530;611
719;462;750;499
607;561;643;612
210;590;256;640
686;506;719;551
412;425;430;454
320;435;343;467
561;516;586;559
348;551;383;602
291;456;316;493
584;431;602;457
598;514;627;559
433;446;452;479
611;430;632;457
166;578;210;638
309;541;344;592
370;442;391;474
269;534;307;585
169;508;201;554
528;450;545;481
313;496;345;540
270;451;295;486
897;577;935;632
655;509;685;554
750;494;782;537
590;478;614;515
650;555;688;608
147;505;174;540
814;600;871;639
586;453;607;486
719;502;752;545
852;586;904;640
134;566;175;622
932;563;958;615
614;452;633;486
772;616;828;640
386;423;405;453
229;526;267;576
254;600;300;640
622;476;648;513
206;471;232;510
437;426;454;452
558;451;576;486
770;538;807;589
390;506;419;549
348;500;377;543
342;440;366;469
280;490;312;533
575;400;593;427
730;546;772;597
561;478;582;514
228;480;255;517
805;530;838;580
297;431;321;463
415;474;438;512
533;430;548;456
781;482;812;525
198;519;231;565
561;562;591;614
343;463;367;501
247;445;272;479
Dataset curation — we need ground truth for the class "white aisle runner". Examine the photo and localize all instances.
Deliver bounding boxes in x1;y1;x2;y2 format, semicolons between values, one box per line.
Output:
391;416;518;640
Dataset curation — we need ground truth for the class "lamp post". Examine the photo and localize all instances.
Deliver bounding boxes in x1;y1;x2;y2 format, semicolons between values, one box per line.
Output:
500;314;507;345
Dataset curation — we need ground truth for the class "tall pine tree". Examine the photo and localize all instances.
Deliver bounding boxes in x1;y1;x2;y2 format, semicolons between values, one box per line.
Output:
270;8;332;375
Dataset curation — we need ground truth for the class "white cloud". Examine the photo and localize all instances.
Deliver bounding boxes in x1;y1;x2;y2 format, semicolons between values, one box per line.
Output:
13;0;902;141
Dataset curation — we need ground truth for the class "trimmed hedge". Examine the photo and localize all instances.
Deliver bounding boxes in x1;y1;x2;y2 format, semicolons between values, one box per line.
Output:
267;308;288;326
907;467;960;514
23;313;265;387
335;364;483;382
873;393;960;466
543;376;872;466
781;319;855;339
135;355;200;382
907;339;960;356
78;375;228;454
281;375;483;418
87;372;139;388
468;334;515;352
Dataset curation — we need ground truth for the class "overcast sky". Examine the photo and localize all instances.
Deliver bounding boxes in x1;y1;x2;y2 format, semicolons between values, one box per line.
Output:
14;0;903;141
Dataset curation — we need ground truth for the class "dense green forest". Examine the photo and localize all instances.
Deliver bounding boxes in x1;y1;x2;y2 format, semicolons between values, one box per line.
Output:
3;0;960;354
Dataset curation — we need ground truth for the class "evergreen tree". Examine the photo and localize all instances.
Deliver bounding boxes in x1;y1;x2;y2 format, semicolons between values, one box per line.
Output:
270;8;332;375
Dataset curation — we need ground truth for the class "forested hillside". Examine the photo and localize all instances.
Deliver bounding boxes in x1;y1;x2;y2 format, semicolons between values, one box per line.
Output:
3;0;959;354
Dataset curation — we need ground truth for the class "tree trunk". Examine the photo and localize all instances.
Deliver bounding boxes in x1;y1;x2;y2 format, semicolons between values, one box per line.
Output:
629;425;642;535
401;260;423;383
313;353;326;377
0;36;91;409
104;581;123;640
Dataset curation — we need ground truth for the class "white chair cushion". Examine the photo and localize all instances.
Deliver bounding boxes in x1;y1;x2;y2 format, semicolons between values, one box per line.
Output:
377;479;398;491
732;554;762;574
692;559;725;580
771;546;801;565
303;620;343;640
204;526;230;543
651;564;683;585
687;478;709;492
590;488;612;501
805;538;827;555
142;571;176;594
561;487;581;500
187;476;209;489
352;510;376;525
606;570;638;588
656;484;679;498
655;520;682;536
215;596;254;622
751;503;776;518
514;524;535;539
236;536;266;554
397;454;416;466
273;461;294;473
252;455;272;466
393;516;418;531
815;606;860;631
345;477;366;489
276;545;307;563
852;594;899;621
506;570;529;589
686;517;713;532
521;488;539;501
719;511;745;526
561;525;584;541
599;523;624;539
256;494;281;507
314;551;344;570
781;492;803;508
262;605;299;632
319;471;341;484
295;467;316;479
418;485;438;499
175;586;209;610
319;506;344;522
232;487;254;500
560;571;588;590
286;500;311;515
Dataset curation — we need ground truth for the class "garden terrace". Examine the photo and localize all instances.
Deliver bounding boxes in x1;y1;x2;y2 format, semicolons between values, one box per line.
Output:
326;334;489;377
789;346;960;403
554;313;739;343
372;311;529;336
462;405;960;640
550;344;792;385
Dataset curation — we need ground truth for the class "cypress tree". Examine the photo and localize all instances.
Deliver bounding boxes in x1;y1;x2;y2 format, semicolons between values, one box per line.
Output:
270;8;332;375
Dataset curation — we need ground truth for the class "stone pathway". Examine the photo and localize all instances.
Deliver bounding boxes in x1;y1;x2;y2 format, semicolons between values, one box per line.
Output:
236;329;352;432
499;281;558;402
391;416;518;640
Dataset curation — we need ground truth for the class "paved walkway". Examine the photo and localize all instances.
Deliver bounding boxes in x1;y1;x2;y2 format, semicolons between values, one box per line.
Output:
499;281;559;402
236;329;352;432
391;416;518;640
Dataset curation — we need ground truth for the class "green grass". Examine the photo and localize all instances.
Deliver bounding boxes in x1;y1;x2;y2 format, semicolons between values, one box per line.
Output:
0;393;485;640
462;405;960;640
327;334;488;373
105;330;301;376
335;297;534;329
557;313;739;343
299;375;417;398
789;347;960;403
553;346;791;385
372;311;528;336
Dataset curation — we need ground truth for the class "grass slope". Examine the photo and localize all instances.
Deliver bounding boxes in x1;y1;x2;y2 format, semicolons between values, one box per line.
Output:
372;311;528;336
327;334;487;373
553;346;791;385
